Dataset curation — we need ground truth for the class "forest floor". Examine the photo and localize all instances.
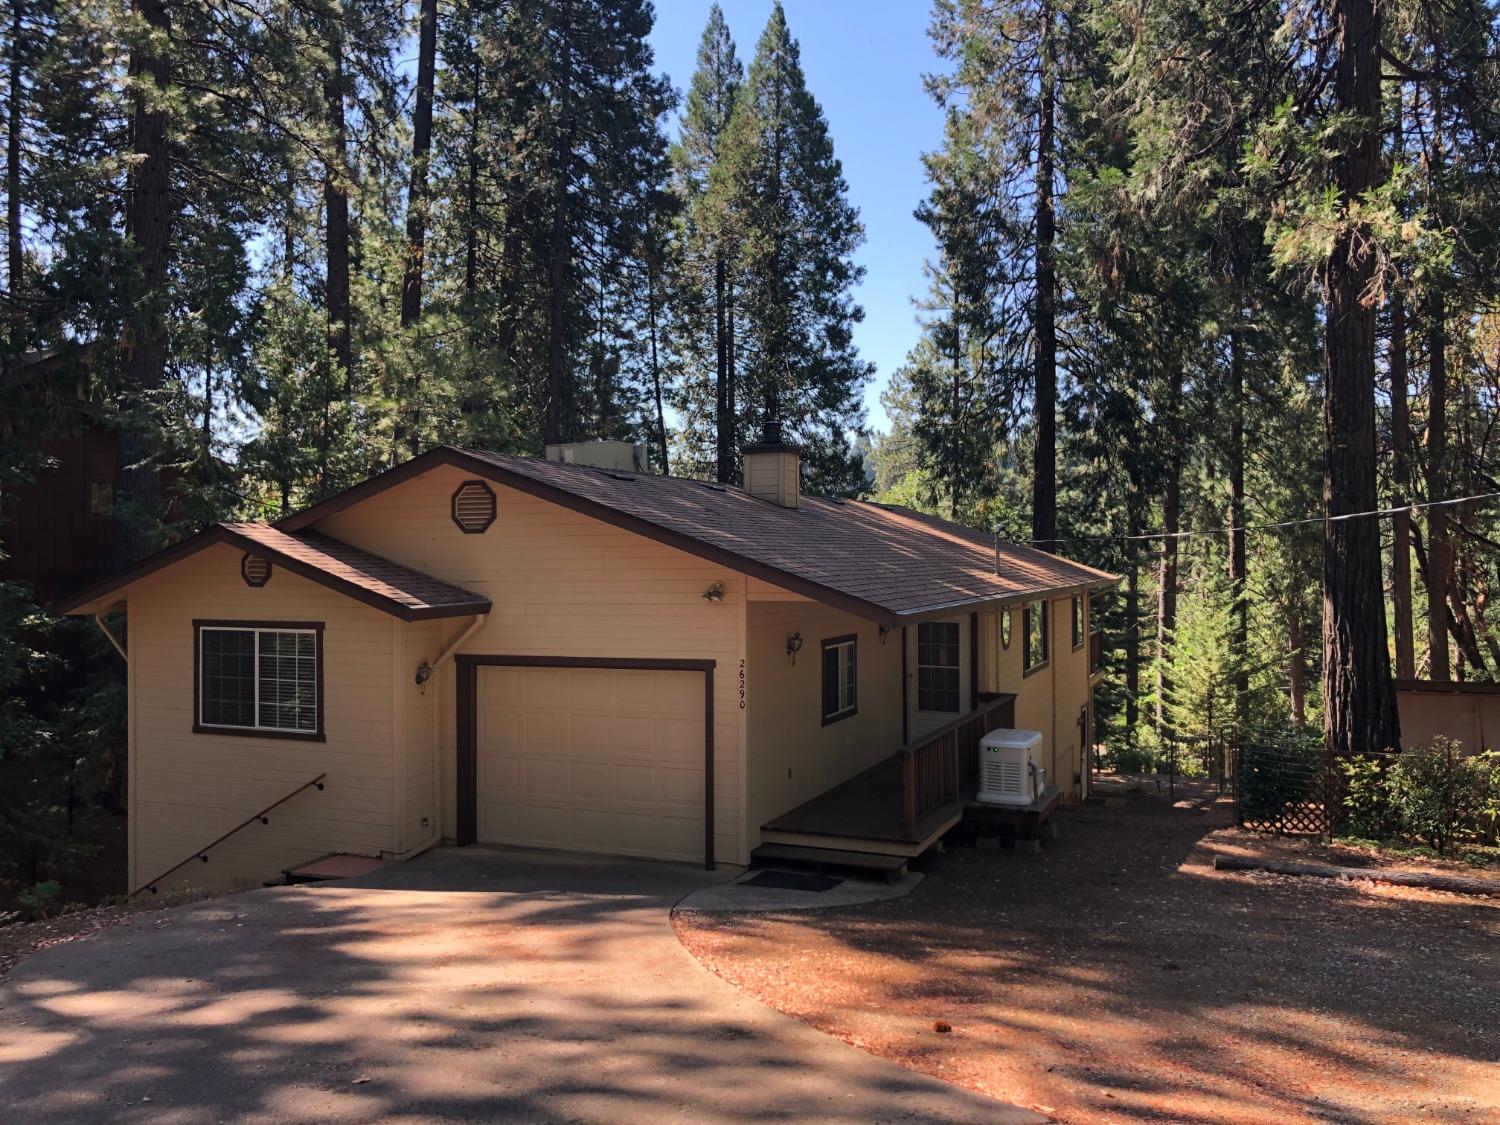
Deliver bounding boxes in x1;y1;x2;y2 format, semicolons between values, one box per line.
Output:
674;785;1500;1124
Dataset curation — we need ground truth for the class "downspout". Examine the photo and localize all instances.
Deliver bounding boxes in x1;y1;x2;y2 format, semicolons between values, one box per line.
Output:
94;614;128;662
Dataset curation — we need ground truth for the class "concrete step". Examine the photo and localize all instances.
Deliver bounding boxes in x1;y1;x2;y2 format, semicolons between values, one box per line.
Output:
751;843;907;883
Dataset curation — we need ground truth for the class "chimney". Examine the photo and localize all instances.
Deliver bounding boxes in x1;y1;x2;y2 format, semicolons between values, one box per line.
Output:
742;418;800;509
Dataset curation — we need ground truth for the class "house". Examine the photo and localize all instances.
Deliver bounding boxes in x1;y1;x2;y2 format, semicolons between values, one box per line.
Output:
55;431;1116;893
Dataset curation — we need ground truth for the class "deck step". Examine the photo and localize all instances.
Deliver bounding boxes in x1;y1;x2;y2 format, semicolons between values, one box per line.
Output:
751;843;908;883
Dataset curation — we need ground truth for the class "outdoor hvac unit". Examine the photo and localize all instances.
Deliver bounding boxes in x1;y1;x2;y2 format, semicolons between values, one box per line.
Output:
976;728;1045;806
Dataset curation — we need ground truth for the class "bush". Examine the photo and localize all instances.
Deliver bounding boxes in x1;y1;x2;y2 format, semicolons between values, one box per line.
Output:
1338;754;1397;840
1385;740;1500;855
16;880;61;921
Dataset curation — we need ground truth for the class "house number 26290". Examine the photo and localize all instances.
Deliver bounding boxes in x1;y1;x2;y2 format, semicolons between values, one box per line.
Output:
738;659;746;709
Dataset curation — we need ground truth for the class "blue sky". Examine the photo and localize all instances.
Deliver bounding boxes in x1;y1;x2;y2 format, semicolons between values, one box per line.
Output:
648;1;945;434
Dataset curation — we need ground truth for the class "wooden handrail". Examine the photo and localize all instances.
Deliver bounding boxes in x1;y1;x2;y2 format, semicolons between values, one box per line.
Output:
131;773;327;897
899;694;1015;837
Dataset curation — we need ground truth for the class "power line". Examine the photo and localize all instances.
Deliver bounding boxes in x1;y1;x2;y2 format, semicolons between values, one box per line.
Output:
1018;490;1500;546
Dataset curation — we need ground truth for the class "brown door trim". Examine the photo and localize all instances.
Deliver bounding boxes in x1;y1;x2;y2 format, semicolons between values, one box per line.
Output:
455;654;718;869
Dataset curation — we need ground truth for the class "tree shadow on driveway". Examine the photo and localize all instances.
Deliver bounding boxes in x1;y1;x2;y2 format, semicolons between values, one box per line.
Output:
0;846;1042;1124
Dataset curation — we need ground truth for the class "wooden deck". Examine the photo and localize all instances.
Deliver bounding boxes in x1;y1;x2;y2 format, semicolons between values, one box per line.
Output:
761;753;968;858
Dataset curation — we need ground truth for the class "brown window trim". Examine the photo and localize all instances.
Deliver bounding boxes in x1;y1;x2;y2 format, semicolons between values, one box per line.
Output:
192;619;326;742
821;634;858;726
1071;595;1085;651
454;655;717;869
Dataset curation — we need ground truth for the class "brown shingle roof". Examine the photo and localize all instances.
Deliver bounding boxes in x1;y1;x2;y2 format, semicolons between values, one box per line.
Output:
278;446;1117;623
456;450;1116;618
53;523;491;621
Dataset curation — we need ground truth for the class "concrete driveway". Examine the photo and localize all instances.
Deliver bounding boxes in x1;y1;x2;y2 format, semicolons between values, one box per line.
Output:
0;848;1041;1124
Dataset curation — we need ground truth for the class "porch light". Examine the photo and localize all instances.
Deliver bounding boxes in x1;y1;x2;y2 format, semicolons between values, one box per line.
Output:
414;659;433;692
786;631;804;665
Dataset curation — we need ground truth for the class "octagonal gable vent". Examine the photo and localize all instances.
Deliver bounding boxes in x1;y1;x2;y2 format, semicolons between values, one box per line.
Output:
451;480;497;534
241;552;273;587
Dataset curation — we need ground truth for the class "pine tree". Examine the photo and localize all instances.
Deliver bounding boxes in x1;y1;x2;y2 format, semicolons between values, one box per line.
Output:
705;3;869;493
667;4;741;481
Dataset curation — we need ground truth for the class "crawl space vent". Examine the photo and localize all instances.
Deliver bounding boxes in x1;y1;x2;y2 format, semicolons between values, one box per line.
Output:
240;553;272;587
450;480;497;533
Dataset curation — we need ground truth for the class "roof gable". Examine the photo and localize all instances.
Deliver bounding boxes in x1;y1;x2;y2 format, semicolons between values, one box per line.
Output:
53;523;491;621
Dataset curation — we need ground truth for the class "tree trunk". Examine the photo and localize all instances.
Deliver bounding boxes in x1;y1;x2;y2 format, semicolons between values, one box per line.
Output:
714;255;729;481
117;0;173;565
1031;0;1058;552
7;0;22;314
1321;0;1401;757
1426;289;1449;680
726;281;737;478
1124;510;1141;741
400;0;437;331
1228;329;1248;729
648;254;668;474
543;0;574;446
1390;284;1416;678
1156;440;1180;739
323;22;352;395
1289;613;1307;727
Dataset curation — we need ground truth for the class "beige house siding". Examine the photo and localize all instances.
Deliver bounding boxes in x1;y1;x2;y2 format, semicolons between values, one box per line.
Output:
979;594;1092;801
398;617;448;856
745;602;902;841
314;464;747;864
125;543;396;894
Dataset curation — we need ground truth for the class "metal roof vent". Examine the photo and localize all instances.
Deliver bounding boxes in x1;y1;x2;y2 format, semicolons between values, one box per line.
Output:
451;480;497;534
241;553;272;587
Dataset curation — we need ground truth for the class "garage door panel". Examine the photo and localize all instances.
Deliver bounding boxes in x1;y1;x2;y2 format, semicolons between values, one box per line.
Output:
475;666;705;862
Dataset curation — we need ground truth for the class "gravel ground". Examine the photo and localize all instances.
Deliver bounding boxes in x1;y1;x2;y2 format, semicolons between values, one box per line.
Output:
674;790;1500;1124
0;890;212;981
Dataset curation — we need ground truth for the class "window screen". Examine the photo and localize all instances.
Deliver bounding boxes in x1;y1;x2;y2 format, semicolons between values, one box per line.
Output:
199;626;319;734
821;637;857;722
917;621;961;713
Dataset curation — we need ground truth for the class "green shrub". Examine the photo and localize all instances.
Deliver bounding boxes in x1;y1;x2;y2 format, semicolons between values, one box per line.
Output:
1385;740;1500;855
1338;754;1397;840
16;880;61;921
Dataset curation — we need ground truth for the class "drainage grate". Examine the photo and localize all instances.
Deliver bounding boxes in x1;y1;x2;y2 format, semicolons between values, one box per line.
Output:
744;870;842;892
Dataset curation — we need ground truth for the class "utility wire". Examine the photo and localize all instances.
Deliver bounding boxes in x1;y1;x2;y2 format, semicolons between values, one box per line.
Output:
1017;490;1500;546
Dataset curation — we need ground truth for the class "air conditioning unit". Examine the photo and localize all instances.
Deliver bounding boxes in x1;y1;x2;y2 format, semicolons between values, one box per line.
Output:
976;729;1045;806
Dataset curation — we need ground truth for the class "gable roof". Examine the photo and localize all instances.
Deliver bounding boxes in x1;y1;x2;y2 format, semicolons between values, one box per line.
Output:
53;522;491;621
278;446;1117;625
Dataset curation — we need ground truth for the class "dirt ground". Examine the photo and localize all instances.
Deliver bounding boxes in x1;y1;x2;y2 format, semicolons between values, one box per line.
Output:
675;787;1500;1125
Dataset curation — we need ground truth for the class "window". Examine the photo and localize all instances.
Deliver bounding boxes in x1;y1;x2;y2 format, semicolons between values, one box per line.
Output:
1000;606;1013;650
821;635;857;724
195;621;323;739
1024;601;1049;673
1071;595;1084;650
917;621;961;713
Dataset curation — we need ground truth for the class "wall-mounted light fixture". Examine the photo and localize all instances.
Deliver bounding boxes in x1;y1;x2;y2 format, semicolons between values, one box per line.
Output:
414;659;433;693
878;625;891;645
786;631;804;665
702;581;725;603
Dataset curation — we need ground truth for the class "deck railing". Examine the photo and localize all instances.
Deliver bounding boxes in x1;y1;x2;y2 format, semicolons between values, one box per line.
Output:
899;693;1015;838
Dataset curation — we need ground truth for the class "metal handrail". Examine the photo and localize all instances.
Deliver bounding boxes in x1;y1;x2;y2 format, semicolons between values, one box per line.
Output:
131;772;328;897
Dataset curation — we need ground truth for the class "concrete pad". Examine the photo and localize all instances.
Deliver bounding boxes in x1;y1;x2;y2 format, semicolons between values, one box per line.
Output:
0;846;1041;1125
679;869;924;913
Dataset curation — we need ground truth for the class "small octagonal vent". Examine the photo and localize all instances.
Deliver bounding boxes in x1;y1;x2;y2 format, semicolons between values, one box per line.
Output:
241;553;272;587
451;479;497;533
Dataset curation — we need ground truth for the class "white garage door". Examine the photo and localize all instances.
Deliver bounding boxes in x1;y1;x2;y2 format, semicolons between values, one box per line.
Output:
475;665;705;862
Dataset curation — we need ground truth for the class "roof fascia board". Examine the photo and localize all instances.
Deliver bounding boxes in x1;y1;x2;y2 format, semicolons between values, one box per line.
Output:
52;523;491;622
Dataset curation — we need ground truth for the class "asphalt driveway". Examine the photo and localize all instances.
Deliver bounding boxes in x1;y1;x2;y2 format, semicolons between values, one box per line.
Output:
0;847;1039;1124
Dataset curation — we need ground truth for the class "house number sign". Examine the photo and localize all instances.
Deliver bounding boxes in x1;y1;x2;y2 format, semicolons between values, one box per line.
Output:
739;659;746;709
